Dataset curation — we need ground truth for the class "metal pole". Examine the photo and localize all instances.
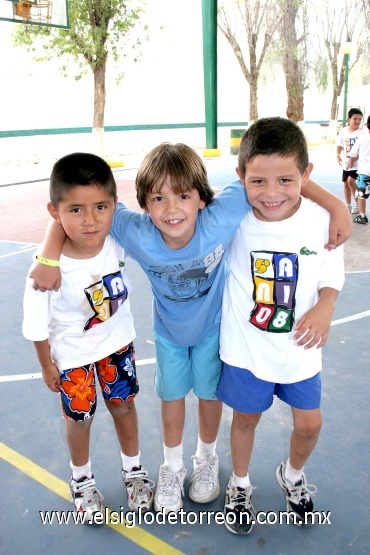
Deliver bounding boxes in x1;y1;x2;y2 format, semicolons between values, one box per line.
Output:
342;52;350;126
202;0;218;153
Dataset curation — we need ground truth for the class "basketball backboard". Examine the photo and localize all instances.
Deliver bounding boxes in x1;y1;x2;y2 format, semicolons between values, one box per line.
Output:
0;0;69;28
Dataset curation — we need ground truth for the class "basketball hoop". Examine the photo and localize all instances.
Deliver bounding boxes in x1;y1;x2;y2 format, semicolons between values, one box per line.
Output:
14;0;52;24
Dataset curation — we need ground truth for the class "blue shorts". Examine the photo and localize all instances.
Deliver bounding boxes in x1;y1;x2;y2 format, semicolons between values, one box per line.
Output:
355;173;370;199
154;331;221;401
216;362;321;413
60;343;139;421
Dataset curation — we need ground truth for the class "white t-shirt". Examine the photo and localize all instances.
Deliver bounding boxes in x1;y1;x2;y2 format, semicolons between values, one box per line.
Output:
337;126;366;170
220;198;344;384
348;132;370;176
23;236;135;370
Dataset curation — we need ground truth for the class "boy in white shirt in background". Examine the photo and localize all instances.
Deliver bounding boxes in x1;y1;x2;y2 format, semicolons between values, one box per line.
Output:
336;107;365;214
347;114;370;225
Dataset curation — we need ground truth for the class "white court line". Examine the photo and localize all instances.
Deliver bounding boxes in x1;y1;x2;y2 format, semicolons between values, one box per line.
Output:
2;308;370;384
0;246;37;259
0;240;38;244
0;358;156;383
331;310;370;326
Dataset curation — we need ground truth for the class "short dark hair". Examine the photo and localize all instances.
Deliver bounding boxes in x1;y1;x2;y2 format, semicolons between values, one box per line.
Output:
238;117;309;176
367;115;370;130
348;108;363;118
135;142;214;209
50;152;117;206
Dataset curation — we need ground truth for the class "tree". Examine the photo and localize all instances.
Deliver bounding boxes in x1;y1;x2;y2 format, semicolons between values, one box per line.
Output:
319;0;367;127
13;0;147;154
217;0;282;122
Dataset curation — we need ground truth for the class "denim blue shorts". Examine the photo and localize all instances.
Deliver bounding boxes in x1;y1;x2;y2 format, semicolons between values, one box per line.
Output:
60;343;139;421
217;362;321;413
154;331;221;401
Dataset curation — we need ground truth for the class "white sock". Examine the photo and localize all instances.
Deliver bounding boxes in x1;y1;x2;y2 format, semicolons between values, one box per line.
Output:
360;213;366;218
121;451;140;472
284;458;304;484
231;472;251;488
163;443;183;472
70;458;92;481
194;436;217;460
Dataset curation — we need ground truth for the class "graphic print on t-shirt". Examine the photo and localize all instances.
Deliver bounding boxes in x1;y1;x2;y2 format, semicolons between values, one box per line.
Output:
249;251;298;333
148;243;224;302
345;137;358;157
84;270;128;330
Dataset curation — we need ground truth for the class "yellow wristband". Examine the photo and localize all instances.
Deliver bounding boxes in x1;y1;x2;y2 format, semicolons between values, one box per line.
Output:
35;255;60;267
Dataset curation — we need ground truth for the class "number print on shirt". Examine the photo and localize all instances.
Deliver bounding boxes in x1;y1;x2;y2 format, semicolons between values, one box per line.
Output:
249;251;298;333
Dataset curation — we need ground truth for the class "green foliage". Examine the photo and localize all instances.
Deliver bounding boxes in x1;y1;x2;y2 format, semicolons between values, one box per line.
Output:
12;0;147;80
314;54;329;93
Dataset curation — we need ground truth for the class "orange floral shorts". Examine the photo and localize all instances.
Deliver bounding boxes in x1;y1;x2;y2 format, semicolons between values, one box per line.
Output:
59;343;139;421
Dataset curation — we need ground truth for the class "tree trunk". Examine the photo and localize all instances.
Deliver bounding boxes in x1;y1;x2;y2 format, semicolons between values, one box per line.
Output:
330;92;339;122
249;76;258;122
92;60;107;157
330;58;345;121
280;0;305;123
285;67;304;123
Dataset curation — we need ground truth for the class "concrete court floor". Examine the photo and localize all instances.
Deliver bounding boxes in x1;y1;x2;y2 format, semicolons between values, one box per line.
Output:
0;149;369;555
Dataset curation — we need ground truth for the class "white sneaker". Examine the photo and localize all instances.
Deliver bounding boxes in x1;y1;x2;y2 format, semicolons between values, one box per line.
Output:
275;461;317;526
122;466;155;511
188;454;220;503
224;477;256;535
69;476;104;522
154;464;186;513
351;205;360;215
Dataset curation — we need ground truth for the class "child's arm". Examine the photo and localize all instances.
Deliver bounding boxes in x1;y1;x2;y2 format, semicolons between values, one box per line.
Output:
29;219;65;291
33;340;61;392
293;287;339;349
302;179;352;250
336;146;343;165
346;143;360;170
346;156;358;170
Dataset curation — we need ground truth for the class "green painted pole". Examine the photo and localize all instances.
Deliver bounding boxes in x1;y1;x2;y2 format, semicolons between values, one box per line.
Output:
342;53;350;127
202;0;218;150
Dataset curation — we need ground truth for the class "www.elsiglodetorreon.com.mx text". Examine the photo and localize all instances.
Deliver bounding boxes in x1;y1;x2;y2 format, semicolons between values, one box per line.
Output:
39;507;332;526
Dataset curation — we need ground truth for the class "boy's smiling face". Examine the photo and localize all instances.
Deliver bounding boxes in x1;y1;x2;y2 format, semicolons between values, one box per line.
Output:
237;154;313;222
348;114;363;131
145;175;206;250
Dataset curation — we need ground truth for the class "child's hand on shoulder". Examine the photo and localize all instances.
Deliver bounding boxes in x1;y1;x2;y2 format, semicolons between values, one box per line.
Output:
325;201;352;251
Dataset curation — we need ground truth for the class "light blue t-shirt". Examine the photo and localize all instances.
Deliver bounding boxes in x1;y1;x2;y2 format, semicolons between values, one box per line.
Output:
110;180;250;346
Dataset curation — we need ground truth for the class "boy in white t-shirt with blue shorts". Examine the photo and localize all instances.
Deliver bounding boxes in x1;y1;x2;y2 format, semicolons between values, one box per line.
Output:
217;118;344;535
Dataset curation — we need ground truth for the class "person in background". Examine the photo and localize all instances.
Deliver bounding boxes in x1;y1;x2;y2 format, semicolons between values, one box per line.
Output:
346;114;370;225
336;107;365;214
